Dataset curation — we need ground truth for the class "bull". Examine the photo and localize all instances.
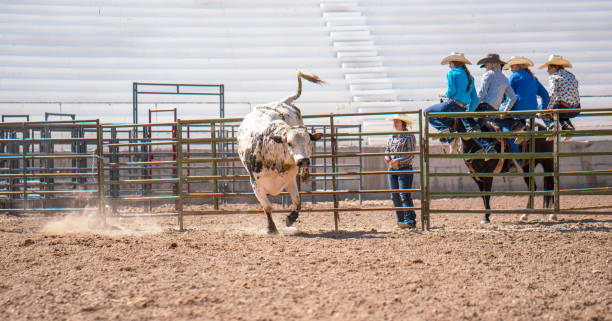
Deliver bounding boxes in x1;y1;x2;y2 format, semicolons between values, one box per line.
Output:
237;71;323;233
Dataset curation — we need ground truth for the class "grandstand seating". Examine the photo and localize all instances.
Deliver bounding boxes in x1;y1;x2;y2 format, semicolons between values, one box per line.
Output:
0;0;611;134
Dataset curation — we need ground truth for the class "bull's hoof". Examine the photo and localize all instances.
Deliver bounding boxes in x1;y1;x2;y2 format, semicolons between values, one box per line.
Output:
285;211;299;227
480;217;491;224
267;227;278;234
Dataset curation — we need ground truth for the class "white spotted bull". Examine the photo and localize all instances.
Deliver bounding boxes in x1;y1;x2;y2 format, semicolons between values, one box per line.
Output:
237;72;323;233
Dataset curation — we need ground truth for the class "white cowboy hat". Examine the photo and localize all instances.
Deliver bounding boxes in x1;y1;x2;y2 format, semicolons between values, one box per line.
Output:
440;51;472;65
538;54;573;69
387;114;414;128
502;56;534;70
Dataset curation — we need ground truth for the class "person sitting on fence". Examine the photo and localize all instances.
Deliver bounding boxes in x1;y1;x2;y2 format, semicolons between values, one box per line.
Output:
424;51;496;154
538;54;580;141
501;56;550;148
384;114;417;229
475;53;517;150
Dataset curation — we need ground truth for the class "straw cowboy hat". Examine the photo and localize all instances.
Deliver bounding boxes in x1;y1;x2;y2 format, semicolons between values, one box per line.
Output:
502;56;534;70
440;51;472;65
538;54;573;69
387;114;414;128
477;53;506;66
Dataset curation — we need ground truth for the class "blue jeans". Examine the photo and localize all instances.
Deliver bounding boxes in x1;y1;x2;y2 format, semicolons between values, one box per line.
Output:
496;118;520;154
388;167;415;223
543;102;580;128
425;101;494;151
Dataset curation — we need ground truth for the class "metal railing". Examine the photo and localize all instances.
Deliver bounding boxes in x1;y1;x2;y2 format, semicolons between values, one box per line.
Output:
422;107;612;229
3;108;611;232
0;120;101;214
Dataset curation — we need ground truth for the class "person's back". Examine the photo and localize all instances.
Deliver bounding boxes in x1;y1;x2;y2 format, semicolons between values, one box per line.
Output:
508;69;548;111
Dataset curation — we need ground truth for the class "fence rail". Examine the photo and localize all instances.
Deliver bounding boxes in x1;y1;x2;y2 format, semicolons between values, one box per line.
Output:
1;108;611;231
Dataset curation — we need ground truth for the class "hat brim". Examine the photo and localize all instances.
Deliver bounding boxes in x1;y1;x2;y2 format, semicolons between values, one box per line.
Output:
440;56;472;65
477;57;506;65
504;58;534;70
387;116;414;127
538;60;573;69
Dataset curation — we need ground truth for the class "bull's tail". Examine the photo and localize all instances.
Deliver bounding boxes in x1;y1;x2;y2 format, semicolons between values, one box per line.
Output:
283;71;325;105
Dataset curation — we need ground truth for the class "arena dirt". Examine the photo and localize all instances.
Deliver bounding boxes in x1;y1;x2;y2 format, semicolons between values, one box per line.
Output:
0;196;610;321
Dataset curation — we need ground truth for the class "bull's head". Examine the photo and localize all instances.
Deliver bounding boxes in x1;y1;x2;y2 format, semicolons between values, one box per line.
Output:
271;126;322;181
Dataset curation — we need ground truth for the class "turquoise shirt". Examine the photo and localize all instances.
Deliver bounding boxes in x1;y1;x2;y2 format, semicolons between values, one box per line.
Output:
444;67;479;112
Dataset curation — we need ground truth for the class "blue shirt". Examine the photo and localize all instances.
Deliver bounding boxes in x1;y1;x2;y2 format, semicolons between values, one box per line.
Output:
444;67;479;112
503;69;549;112
478;68;517;110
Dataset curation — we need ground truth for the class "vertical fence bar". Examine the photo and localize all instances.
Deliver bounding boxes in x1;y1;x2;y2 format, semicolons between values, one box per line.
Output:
211;122;219;210
21;123;27;213
529;117;535;211
97;122;106;226
176;120;184;231
418;110;427;231
329;114;339;231
553;112;560;217
421;114;431;230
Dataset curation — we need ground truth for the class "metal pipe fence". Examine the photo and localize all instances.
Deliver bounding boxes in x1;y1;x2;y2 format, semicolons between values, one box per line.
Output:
2;108;610;232
422;107;612;229
0;120;101;214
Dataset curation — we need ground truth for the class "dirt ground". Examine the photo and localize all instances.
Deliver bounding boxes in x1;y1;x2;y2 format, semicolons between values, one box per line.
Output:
0;196;610;321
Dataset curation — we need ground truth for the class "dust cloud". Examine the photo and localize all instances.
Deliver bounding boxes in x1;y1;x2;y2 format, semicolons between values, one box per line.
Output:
40;214;163;236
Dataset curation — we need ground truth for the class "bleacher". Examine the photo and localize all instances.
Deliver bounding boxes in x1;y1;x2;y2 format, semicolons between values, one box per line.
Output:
1;0;611;134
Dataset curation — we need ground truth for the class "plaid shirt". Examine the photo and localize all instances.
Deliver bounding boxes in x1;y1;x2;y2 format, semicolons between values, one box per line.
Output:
385;134;417;168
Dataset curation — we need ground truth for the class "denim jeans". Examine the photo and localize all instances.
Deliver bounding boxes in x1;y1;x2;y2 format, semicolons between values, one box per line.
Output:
388;167;415;223
543;102;580;128
495;118;521;154
425;100;494;151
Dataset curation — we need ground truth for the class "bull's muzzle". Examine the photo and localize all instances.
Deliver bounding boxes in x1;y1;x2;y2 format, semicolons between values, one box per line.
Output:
296;158;311;183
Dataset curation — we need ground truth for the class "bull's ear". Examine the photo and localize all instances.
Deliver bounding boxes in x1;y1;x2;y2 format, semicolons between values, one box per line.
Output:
309;132;323;141
270;135;284;144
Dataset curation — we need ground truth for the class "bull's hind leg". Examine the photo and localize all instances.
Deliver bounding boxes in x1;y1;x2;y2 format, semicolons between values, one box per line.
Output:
252;184;278;234
284;179;301;227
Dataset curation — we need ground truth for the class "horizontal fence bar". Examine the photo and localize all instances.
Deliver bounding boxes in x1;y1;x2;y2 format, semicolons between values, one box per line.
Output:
0;154;100;160
430;172;552;178
183;188;420;198
101;122;177;128
181;206;422;215
1;190;98;195
182;170;421;182
102;178;179;185
106;141;176;147
110;195;181;201
431;191;553;197
0;173;97;178
429;209;612;215
428;152;553;159
105;160;177;167
0;208;99;213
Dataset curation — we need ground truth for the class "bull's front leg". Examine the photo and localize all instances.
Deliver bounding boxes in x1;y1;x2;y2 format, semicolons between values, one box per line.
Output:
252;183;277;234
285;178;301;227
